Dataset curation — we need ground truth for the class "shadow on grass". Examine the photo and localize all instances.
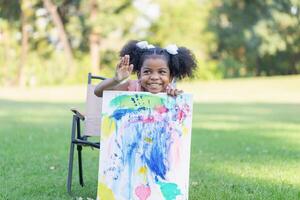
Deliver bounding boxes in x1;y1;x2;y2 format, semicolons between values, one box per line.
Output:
1;99;300;199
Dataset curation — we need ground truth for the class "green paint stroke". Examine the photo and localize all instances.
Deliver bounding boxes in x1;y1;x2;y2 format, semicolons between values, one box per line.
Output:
110;94;166;109
157;181;182;200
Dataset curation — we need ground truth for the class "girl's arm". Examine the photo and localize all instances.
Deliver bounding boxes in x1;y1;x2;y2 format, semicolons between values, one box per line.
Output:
94;55;133;97
94;77;129;97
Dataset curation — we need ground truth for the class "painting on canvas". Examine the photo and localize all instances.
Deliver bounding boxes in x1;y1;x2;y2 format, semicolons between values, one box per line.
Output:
97;91;193;200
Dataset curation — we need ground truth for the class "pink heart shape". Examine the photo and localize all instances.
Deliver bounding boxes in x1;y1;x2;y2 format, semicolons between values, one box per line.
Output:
135;184;151;200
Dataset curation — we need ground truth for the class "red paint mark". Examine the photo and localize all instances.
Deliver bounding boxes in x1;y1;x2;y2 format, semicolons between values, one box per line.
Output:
143;116;155;123
177;110;185;121
155;105;169;114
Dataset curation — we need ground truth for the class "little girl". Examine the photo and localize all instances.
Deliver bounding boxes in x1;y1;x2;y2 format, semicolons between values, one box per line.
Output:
94;40;197;97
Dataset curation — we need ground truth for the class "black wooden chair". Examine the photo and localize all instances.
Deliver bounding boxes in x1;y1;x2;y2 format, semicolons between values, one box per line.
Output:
67;73;106;194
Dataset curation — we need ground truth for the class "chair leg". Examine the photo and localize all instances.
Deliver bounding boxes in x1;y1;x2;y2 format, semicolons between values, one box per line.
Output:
77;145;84;186
76;116;84;187
67;142;75;194
67;116;76;194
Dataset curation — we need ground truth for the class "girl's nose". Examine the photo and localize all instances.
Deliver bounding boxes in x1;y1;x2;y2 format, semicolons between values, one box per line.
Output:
150;73;159;80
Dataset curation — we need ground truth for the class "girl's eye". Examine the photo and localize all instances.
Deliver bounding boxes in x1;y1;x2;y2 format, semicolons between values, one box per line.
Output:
143;70;150;74
160;71;167;74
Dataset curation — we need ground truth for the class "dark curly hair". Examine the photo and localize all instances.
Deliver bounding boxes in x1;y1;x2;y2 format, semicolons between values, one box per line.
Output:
120;40;197;80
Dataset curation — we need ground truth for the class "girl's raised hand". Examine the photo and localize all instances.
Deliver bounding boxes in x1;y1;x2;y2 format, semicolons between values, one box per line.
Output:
114;55;133;83
166;84;183;97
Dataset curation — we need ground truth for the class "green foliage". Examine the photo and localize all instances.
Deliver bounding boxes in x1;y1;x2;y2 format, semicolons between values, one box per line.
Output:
0;0;21;22
208;0;300;77
149;0;221;80
0;0;138;85
218;57;249;78
194;60;222;80
98;49;119;77
1;0;300;85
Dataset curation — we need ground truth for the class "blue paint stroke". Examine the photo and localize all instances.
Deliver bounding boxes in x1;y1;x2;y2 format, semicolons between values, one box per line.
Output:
142;122;171;180
116;122;143;199
110;107;147;121
111;108;135;120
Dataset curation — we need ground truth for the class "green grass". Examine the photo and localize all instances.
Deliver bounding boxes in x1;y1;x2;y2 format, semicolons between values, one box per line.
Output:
189;103;300;199
1;76;300;199
1;100;300;199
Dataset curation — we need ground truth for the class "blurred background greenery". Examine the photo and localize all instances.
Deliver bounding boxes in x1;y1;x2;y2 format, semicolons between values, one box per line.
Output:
0;0;299;86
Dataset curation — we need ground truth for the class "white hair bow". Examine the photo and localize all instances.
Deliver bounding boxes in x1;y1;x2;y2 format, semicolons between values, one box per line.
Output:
136;41;155;49
165;44;178;55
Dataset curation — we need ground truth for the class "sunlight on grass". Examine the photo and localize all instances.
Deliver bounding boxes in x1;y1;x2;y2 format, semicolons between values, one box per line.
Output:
207;161;300;186
194;121;300;131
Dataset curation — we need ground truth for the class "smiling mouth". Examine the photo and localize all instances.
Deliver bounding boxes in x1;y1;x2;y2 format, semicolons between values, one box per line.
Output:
147;83;162;87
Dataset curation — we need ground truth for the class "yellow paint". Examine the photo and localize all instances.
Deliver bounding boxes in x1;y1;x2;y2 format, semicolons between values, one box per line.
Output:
97;183;115;200
182;126;189;135
138;166;148;182
139;166;148;174
101;116;115;140
144;137;152;143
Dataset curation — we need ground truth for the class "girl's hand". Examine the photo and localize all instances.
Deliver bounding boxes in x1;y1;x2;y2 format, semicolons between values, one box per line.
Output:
166;84;183;96
114;55;133;83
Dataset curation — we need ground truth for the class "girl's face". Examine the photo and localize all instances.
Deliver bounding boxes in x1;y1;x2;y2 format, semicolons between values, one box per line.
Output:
138;57;172;93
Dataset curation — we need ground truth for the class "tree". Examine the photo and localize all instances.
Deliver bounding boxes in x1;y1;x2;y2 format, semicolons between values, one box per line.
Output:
43;0;74;75
88;0;101;74
0;0;31;86
208;0;300;77
83;0;135;74
17;0;33;86
147;0;220;79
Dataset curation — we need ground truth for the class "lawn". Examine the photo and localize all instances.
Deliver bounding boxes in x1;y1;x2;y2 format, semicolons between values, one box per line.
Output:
1;75;300;199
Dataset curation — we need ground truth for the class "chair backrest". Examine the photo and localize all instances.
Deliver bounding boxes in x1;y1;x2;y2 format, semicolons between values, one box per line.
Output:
83;73;106;137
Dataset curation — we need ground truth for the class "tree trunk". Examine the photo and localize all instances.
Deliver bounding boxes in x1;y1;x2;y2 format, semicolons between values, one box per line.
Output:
290;53;300;74
0;25;9;84
43;0;74;75
89;0;101;75
17;1;30;87
89;33;101;75
255;57;261;76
